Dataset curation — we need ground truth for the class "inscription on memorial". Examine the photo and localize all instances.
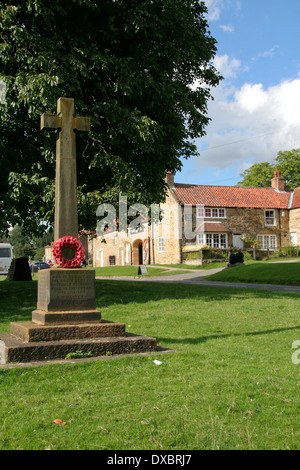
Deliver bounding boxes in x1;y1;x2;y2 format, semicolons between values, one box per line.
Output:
37;269;96;312
50;273;92;299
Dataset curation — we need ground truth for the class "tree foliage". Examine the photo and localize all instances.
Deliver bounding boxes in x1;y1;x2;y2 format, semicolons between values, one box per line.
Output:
237;162;275;188
0;0;221;235
7;224;53;259
237;149;300;190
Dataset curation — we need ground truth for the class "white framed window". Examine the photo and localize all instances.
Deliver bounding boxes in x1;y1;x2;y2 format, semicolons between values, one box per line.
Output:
196;206;205;218
197;207;226;219
265;210;276;226
257;235;277;250
196;233;228;248
197;233;205;245
158;237;164;253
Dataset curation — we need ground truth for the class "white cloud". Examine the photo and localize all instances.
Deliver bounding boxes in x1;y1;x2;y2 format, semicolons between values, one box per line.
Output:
195;78;300;174
213;54;241;78
187;2;300;182
257;46;279;58
234;83;268;112
204;0;224;21
220;24;234;33
204;0;241;22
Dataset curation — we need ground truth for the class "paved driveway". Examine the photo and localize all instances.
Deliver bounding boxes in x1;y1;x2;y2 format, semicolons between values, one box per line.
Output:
96;266;300;293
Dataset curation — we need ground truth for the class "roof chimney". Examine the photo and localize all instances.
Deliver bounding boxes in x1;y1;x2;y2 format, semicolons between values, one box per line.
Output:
271;171;285;191
165;170;175;188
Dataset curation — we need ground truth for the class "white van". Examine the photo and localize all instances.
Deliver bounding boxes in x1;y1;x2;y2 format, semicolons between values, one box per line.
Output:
0;243;13;275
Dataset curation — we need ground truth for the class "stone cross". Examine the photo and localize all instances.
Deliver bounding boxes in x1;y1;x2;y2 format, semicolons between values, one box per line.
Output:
41;97;90;242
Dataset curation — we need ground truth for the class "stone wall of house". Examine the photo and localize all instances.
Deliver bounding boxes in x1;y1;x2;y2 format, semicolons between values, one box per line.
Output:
225;207;290;248
289;208;300;245
92;185;293;267
151;235;181;265
92;186;182;267
180;206;290;250
93;229;182;267
151;188;182;265
93;230;150;267
93;236;120;267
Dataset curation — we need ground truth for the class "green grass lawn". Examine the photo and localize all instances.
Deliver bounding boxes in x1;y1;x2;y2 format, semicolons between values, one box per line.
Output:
205;261;300;286
0;277;300;450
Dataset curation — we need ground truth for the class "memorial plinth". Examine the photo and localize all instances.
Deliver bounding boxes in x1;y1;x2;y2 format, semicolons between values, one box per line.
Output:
0;332;157;364
0;267;157;365
32;268;101;324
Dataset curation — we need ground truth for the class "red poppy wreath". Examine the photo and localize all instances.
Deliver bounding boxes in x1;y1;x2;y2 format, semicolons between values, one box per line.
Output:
52;236;85;268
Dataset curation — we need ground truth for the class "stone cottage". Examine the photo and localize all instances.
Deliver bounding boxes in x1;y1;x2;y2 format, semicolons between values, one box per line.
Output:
92;170;300;267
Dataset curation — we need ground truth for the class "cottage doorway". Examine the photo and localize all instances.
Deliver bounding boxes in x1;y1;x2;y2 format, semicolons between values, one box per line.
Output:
132;239;143;265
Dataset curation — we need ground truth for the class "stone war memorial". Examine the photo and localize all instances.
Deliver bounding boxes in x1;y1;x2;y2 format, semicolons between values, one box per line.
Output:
0;97;157;364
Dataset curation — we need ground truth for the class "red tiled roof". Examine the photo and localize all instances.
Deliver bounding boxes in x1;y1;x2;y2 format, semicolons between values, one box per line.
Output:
173;184;291;209
290;188;300;209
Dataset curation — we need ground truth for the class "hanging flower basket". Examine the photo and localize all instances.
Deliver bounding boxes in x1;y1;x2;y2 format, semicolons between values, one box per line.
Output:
52;236;85;269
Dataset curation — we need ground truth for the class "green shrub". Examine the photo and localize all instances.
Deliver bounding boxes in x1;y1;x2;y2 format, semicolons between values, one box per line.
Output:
202;248;229;260
243;250;252;260
279;245;298;257
184;251;201;260
183;247;229;261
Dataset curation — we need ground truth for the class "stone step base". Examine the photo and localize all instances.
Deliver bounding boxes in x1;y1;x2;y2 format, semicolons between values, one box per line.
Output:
10;320;126;343
32;309;102;325
0;333;157;364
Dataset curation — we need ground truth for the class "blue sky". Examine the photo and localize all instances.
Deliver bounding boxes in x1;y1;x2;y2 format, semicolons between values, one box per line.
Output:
177;0;300;186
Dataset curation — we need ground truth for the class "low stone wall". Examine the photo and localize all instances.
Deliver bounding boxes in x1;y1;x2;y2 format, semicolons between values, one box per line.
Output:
183;259;203;266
